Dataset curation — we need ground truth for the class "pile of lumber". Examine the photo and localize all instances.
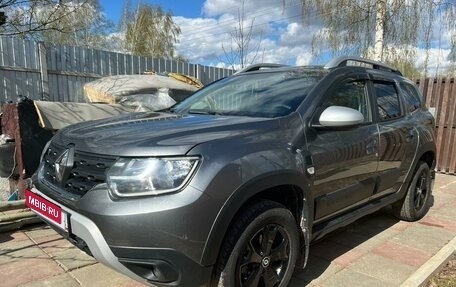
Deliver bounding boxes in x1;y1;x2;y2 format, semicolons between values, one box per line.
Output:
0;200;41;233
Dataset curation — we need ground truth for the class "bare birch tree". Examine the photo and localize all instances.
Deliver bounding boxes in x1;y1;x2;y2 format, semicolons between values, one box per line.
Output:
221;0;263;70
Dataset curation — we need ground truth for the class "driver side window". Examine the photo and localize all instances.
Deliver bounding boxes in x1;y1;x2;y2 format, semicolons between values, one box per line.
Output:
323;80;371;123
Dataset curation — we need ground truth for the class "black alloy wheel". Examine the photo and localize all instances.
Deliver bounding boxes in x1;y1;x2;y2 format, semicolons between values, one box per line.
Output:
413;169;429;212
393;161;432;221
237;224;290;287
214;200;300;287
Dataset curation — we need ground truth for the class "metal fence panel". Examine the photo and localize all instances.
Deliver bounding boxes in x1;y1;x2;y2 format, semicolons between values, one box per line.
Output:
0;37;233;105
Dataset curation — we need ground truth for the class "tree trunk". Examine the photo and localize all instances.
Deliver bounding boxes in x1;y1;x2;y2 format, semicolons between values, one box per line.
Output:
373;0;387;61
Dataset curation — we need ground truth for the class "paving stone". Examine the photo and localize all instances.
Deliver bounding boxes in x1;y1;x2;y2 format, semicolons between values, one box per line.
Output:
344;218;400;240
115;281;149;287
32;232;65;245
418;215;456;232
35;235;74;255
24;225;57;241
348;253;416;285
0;231;28;244
390;224;454;254
332;249;364;268
372;241;432;267
292;255;343;285
320;268;395;287
332;227;400;253
0;236;50;266
390;220;410;231
429;192;456;209
71;263;146;287
0;258;64;287
430;204;456;222
327;229;378;253
434;174;456;187
0;237;35;256
52;247;97;271
311;240;354;262
18;273;80;287
310;240;364;268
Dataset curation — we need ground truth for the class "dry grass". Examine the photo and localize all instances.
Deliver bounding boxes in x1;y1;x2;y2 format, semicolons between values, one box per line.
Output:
428;253;456;287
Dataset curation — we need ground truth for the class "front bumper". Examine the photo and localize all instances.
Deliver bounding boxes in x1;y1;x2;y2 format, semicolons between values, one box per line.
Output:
30;187;214;287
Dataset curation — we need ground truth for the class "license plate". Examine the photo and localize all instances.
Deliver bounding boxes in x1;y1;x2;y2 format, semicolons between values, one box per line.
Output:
25;189;68;231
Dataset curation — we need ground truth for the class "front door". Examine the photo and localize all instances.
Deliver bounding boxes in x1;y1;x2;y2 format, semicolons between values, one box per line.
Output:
307;75;379;221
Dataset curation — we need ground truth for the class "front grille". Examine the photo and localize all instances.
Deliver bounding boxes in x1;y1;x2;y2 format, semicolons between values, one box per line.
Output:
41;143;116;197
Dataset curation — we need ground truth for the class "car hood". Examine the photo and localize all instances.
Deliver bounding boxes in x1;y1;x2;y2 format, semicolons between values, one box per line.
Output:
53;112;278;156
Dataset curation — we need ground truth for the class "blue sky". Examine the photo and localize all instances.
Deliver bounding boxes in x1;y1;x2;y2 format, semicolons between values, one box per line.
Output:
99;0;205;22
97;0;453;73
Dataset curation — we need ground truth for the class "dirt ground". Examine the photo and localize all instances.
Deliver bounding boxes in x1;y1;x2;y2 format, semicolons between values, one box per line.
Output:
428;253;456;287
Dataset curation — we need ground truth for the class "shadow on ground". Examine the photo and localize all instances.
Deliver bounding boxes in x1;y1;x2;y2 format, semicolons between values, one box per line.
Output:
291;206;401;285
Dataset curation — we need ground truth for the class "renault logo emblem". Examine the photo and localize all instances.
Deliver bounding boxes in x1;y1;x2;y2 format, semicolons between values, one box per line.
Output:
55;146;74;183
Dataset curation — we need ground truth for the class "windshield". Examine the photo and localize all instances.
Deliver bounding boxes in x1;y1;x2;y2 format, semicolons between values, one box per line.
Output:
172;69;326;118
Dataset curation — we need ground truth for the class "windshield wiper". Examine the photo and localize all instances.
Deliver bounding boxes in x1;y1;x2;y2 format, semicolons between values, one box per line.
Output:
188;109;220;115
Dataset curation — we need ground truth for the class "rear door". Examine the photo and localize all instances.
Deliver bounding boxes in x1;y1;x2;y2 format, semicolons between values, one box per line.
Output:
371;79;418;198
307;73;379;221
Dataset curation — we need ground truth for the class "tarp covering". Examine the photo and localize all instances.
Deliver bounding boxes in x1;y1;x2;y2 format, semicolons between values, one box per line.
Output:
34;101;140;130
83;74;198;106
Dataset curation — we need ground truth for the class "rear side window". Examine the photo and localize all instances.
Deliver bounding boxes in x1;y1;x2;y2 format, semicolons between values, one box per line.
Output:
374;82;402;120
400;82;422;112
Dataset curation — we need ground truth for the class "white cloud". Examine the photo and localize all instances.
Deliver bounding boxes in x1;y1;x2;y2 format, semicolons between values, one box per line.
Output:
175;0;455;74
415;47;453;76
175;0;316;69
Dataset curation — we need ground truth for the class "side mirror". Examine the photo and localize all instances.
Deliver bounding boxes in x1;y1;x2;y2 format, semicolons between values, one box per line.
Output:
318;106;364;128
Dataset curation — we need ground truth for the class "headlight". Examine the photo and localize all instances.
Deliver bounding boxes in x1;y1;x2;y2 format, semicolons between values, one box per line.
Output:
107;157;199;197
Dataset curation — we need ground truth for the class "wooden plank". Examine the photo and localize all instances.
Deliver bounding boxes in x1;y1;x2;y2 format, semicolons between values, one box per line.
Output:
447;79;456;174
0;211;37;223
433;78;445;171
436;79;450;172
38;42;50;101
0;200;25;212
0;217;43;233
425;78;434;108
450;125;456;174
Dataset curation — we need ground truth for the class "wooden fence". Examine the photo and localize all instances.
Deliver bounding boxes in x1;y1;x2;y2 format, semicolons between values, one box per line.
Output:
0;37;233;105
416;78;456;174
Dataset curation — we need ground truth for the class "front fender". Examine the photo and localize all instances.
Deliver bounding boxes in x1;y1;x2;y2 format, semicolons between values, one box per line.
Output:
199;170;313;266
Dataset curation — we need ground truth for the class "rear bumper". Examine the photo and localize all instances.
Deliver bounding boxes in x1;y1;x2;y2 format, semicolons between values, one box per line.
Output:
30;188;212;287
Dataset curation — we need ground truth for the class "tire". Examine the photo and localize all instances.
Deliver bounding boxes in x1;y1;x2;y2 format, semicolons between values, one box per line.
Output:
393;161;432;221
213;200;300;287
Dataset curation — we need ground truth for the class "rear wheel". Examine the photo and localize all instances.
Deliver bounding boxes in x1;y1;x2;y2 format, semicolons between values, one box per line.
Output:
393;161;432;221
214;200;300;287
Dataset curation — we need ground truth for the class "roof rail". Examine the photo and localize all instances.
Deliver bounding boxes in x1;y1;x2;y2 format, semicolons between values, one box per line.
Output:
324;56;402;76
234;63;289;75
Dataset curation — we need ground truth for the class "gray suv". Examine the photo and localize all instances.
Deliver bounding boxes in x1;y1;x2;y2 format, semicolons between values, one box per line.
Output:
27;57;436;287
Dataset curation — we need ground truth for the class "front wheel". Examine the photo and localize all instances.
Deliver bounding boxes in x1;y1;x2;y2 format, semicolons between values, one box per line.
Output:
393;161;432;221
214;200;300;287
